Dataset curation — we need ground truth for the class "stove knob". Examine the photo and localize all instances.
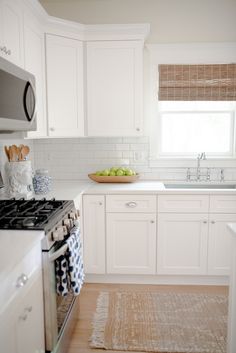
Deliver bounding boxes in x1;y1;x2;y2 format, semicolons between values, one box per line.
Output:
63;219;71;228
69;212;76;220
52;226;67;241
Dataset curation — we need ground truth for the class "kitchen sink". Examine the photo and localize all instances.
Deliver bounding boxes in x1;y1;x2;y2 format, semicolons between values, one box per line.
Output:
164;183;236;189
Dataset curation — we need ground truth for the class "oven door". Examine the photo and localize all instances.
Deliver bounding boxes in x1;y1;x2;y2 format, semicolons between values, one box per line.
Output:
42;243;76;353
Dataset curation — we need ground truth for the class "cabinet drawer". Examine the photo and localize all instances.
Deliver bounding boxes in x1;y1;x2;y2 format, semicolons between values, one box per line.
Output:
0;243;42;314
106;195;156;213
158;195;209;213
210;195;236;213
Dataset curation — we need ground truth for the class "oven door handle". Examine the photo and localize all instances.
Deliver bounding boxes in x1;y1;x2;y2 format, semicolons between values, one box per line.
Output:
49;244;68;262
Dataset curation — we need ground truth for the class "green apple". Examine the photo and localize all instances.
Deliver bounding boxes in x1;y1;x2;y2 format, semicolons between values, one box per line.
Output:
116;169;124;176
125;168;133;176
101;169;110;176
109;170;116;176
95;171;101;176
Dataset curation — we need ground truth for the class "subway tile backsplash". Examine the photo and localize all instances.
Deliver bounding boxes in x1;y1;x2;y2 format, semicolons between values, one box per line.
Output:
33;137;236;182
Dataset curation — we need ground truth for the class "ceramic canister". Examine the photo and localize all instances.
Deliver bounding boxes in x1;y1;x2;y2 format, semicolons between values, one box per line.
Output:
6;160;33;198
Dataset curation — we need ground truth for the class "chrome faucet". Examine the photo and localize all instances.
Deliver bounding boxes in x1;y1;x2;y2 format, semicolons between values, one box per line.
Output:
196;152;206;181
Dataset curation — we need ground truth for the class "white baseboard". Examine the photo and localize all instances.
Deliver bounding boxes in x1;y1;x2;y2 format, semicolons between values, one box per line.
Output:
85;274;229;286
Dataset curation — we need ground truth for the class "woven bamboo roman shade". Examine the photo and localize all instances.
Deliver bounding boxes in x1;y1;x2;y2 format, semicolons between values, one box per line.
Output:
158;64;236;101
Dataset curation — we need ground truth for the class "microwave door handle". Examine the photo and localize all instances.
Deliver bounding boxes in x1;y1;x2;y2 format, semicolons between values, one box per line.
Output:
23;81;36;122
49;244;68;262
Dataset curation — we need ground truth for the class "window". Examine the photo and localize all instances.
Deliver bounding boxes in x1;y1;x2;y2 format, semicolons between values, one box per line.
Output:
158;101;235;157
154;63;236;159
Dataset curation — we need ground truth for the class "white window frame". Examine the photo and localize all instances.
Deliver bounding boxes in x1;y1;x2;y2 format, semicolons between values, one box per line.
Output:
157;109;235;158
147;42;236;166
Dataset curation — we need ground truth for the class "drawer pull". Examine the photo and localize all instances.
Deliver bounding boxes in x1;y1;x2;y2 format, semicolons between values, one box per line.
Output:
16;273;28;288
203;220;208;224
211;221;215;224
126;201;137;208
150;220;155;223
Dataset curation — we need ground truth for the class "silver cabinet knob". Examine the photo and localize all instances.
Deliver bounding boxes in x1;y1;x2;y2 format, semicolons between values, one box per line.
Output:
25;306;33;313
203;220;207;224
150;220;155;223
136;128;140;132
126;201;137;208
19;313;28;321
211;221;215;224
50;127;55;132
16;273;28;288
99;202;103;206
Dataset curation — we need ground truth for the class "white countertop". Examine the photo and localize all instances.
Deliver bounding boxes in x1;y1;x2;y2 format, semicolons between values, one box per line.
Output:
1;180;236;208
82;180;236;195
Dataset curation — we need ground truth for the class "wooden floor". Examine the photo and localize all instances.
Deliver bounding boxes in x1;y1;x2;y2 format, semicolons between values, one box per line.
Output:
67;283;228;353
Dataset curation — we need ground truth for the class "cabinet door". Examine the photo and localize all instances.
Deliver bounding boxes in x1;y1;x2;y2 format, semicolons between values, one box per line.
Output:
87;41;143;136
208;214;236;275
24;10;47;138
0;0;24;67
0;270;44;353
16;271;45;353
82;195;105;274
46;34;84;137
157;213;208;275
106;213;156;274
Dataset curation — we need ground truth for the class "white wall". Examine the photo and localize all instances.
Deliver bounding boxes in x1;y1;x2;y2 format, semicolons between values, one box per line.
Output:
39;0;236;43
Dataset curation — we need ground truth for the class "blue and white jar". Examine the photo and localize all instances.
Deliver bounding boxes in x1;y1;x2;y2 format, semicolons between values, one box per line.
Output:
33;169;52;194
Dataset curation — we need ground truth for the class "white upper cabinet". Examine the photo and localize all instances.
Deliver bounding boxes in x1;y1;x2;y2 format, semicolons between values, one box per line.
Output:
0;0;24;67
46;34;84;137
86;40;143;136
24;9;47;138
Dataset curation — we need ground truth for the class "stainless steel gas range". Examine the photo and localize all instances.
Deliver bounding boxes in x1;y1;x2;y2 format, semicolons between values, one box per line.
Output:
0;198;83;353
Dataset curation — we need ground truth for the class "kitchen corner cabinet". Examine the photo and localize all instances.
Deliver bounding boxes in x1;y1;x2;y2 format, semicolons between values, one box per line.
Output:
157;213;208;275
0;0;24;67
86;41;143;136
82;195;105;274
24;9;47;138
106;213;156;274
46;34;84;137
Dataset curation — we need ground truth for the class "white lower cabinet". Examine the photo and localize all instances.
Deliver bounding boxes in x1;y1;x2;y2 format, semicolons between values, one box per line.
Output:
157;213;208;275
208;214;236;275
82;195;105;274
106;213;156;274
0;270;44;353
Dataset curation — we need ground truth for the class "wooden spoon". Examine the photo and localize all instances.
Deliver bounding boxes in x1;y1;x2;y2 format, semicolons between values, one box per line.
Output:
11;145;19;162
4;146;10;161
20;145;30;161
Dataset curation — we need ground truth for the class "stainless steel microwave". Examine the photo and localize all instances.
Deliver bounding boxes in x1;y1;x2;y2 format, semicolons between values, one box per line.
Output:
0;56;37;133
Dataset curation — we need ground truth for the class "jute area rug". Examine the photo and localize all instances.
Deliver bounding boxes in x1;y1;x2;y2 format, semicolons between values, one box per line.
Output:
89;291;228;353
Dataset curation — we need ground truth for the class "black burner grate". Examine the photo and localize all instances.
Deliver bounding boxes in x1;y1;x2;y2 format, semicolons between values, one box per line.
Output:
0;199;73;231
